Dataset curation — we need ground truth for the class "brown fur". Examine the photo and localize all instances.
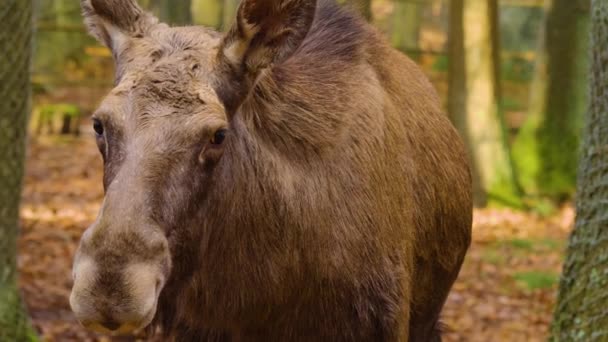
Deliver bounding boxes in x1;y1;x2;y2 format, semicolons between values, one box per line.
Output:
70;0;472;341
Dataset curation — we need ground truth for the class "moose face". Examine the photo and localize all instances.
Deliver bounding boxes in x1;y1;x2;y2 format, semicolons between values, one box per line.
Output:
69;24;229;336
70;0;317;334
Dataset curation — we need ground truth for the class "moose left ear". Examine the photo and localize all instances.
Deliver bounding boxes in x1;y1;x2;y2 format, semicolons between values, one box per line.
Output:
220;0;317;74
81;0;158;58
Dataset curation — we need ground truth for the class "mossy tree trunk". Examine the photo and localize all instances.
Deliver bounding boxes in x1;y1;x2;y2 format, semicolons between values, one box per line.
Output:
0;0;37;340
513;0;590;201
551;1;608;339
448;0;521;207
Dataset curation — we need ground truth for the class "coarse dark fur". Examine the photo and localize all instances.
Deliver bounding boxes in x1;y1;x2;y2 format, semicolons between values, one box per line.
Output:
70;0;472;341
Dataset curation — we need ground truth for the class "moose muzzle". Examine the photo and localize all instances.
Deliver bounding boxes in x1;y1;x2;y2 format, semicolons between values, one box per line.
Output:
69;195;170;334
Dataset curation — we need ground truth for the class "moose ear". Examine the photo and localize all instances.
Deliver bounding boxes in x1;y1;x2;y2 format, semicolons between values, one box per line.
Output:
81;0;158;53
221;0;317;74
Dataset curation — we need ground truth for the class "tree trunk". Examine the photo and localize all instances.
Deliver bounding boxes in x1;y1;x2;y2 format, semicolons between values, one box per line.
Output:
551;0;608;338
390;0;423;54
448;0;520;207
513;0;590;201
0;0;37;340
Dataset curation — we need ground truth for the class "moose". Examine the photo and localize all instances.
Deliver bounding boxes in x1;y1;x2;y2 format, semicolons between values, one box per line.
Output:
69;0;472;340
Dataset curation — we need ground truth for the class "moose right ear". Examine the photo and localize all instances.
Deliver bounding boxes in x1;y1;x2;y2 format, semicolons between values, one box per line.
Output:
220;0;317;75
81;0;158;55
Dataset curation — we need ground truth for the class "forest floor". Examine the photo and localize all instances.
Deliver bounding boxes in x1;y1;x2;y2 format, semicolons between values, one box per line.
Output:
18;133;572;341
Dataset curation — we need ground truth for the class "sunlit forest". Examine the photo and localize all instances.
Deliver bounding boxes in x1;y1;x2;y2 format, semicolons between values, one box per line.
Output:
1;0;603;340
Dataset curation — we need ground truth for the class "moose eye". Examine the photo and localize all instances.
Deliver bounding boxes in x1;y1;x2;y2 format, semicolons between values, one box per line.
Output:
211;129;226;145
93;118;104;136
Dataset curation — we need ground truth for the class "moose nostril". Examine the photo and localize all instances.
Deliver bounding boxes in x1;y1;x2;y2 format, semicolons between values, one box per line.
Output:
100;319;121;331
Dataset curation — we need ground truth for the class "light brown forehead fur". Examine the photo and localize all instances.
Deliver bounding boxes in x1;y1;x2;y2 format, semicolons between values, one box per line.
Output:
102;26;227;129
116;25;222;81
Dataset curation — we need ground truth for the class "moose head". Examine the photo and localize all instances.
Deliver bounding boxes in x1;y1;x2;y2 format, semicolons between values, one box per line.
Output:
70;0;317;334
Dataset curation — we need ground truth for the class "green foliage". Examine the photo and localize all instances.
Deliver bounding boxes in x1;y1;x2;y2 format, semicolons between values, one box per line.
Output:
512;113;542;194
486;179;525;209
492;238;564;254
432;55;449;72
31;103;81;136
481;249;505;265
502;96;525;112
482;237;564;261
501;56;535;83
479;238;563;293
40;104;80;118
513;106;582;203
527;198;558;217
514;271;558;290
539;239;563;251
513;110;581;202
506;238;535;251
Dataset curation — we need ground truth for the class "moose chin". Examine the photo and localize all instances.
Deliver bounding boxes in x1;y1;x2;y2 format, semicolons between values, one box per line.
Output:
70;0;472;340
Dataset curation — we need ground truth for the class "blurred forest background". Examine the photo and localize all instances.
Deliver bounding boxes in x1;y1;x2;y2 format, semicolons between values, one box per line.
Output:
2;0;593;340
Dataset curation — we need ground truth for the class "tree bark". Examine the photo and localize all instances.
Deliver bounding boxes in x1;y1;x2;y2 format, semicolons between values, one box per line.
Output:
448;0;520;207
0;0;37;340
551;0;608;338
513;0;590;201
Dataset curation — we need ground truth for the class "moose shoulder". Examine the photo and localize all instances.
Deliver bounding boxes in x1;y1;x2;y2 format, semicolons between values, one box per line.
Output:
69;0;472;340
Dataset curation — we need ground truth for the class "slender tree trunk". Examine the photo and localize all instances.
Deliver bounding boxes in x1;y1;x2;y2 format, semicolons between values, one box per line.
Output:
390;0;422;53
448;0;520;207
551;0;608;338
513;0;590;201
0;0;37;340
512;0;550;198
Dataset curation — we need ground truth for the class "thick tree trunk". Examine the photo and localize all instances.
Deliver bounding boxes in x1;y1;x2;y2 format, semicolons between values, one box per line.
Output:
551;0;608;338
0;0;37;340
448;0;520;207
513;0;590;200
